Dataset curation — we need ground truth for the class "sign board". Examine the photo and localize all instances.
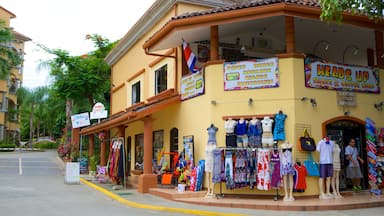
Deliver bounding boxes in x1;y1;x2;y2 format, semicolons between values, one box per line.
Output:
305;57;380;93
90;102;108;119
71;112;90;128
181;71;205;101
337;91;356;107
223;57;279;91
64;162;80;184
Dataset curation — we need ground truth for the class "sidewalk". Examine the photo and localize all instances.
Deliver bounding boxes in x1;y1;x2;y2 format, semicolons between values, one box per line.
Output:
79;173;384;215
55;150;384;216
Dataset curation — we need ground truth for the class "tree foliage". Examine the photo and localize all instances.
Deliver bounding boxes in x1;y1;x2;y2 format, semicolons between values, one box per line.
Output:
320;0;384;21
38;34;115;107
0;20;21;79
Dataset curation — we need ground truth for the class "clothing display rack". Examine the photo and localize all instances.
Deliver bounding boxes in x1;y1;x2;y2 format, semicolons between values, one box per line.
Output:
213;146;280;201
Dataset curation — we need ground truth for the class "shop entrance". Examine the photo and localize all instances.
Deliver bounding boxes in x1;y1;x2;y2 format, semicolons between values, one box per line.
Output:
325;118;367;191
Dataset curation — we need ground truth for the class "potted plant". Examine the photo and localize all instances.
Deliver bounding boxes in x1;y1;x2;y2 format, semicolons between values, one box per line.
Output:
89;155;97;177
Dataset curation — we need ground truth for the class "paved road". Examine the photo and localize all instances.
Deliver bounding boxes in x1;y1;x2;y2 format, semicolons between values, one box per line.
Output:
0;150;383;216
0;150;191;216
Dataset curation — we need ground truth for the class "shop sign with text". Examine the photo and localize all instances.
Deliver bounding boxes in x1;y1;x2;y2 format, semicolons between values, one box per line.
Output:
181;71;204;100
224;57;279;91
305;58;380;93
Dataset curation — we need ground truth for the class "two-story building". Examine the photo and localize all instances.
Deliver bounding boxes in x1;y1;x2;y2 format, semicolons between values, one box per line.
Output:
0;6;31;144
81;0;384;197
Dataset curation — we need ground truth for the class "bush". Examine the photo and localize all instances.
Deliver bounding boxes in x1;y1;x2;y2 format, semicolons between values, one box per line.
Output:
0;143;16;148
0;143;16;152
33;141;59;149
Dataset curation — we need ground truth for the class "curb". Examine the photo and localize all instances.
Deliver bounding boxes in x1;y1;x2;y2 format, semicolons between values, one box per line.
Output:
80;178;245;216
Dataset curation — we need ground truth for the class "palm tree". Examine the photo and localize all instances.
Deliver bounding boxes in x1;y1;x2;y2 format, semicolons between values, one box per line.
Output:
0;20;21;79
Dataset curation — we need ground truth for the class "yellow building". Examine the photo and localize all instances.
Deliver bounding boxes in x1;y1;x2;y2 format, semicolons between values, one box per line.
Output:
81;0;384;197
0;6;31;143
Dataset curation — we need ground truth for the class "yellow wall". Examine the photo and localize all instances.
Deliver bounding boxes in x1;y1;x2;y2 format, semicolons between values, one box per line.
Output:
0;8;11;26
109;2;384;197
110;3;212;114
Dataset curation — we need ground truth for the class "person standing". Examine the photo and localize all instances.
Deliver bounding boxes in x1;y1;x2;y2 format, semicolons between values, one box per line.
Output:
345;138;364;191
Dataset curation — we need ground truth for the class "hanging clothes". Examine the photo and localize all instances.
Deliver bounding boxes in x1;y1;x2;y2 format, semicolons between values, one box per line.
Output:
257;148;271;190
248;119;262;148
293;163;308;192
273;112;287;141
247;148;257;189
225;151;235;189
212;149;225;183
280;148;295;176
270;149;282;188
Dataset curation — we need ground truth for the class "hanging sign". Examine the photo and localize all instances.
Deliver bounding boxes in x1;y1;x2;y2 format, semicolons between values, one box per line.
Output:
71;112;90;128
90;102;108;119
181;71;204;101
337;91;356;107
305;58;380;93
224;57;279;91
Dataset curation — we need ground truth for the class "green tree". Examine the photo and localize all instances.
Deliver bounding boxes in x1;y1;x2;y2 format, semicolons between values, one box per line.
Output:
37;34;115;149
0;20;21;79
17;86;50;147
320;0;384;21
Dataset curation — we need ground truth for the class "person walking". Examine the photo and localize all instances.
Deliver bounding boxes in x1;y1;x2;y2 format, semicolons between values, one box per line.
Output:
345;138;364;191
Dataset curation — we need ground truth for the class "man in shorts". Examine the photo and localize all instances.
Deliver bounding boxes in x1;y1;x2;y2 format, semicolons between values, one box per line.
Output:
345;138;364;191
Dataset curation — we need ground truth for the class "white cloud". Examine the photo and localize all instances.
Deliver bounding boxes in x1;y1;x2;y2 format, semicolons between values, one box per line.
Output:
1;0;156;88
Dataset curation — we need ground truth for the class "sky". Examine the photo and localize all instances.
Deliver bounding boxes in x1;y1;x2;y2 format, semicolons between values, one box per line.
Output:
1;0;156;89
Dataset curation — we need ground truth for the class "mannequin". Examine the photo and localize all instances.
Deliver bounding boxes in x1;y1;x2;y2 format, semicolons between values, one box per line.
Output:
205;124;218;197
236;117;248;147
224;118;237;147
248;117;261;148
280;141;295;201
316;137;334;199
331;141;343;198
261;116;274;148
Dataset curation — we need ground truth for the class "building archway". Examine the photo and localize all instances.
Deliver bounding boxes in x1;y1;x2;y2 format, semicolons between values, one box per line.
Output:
322;116;367;191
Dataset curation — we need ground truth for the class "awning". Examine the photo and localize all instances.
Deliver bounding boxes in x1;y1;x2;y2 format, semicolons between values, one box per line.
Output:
80;91;181;135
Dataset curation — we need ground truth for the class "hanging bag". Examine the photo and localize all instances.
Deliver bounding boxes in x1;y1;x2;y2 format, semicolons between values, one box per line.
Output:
304;153;320;177
299;129;316;152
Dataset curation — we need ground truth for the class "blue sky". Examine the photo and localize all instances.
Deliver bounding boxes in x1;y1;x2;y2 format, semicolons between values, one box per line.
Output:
1;0;156;89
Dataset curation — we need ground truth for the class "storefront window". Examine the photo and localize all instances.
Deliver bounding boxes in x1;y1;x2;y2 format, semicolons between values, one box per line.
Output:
153;130;164;161
134;133;144;170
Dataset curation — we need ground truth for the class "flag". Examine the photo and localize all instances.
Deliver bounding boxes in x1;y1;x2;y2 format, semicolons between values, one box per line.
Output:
182;40;200;73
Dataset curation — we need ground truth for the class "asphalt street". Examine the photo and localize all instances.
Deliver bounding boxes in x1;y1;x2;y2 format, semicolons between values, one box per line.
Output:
0;150;192;216
0;150;383;216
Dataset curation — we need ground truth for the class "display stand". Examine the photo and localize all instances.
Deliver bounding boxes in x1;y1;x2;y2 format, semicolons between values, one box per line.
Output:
214;146;279;201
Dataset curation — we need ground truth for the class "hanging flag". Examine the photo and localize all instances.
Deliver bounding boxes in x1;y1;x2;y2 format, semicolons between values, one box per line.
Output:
182;40;200;73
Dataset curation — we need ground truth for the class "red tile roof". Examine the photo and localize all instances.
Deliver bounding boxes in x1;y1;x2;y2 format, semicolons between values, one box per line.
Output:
12;30;31;42
171;0;320;20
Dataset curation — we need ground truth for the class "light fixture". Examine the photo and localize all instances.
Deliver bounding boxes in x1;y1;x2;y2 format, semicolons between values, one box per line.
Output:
248;98;253;106
211;100;217;105
374;102;384;111
310;98;317;107
344;111;350;116
240;45;246;53
313;40;330;56
342;44;359;63
301;97;308;101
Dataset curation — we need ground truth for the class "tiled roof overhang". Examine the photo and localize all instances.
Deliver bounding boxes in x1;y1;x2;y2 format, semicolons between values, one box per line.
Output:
143;0;384;51
80;90;180;135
